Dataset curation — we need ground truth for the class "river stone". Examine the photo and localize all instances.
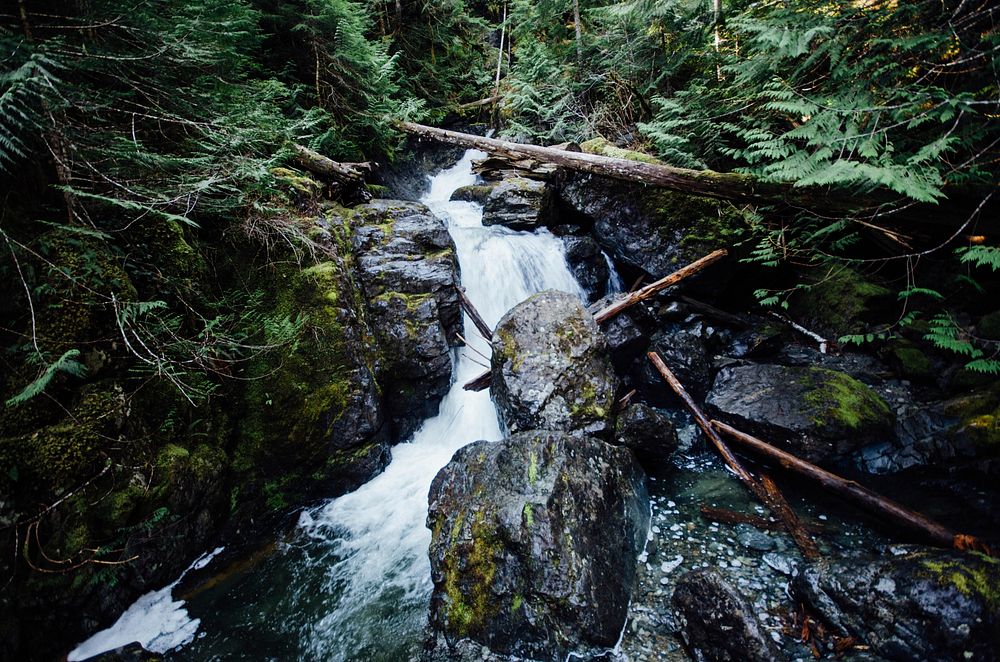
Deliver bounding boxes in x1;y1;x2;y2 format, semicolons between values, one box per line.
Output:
795;548;1000;661
615;402;678;474
672;568;785;662
426;430;649;661
450;183;493;204
705;363;895;463
482;176;549;230
491;290;618;438
352;199;461;439
562;235;609;304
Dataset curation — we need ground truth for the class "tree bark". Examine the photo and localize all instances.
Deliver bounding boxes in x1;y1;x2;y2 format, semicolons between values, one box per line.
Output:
456;286;493;341
291;144;371;182
398;122;997;233
710;419;993;555
593;249;728;324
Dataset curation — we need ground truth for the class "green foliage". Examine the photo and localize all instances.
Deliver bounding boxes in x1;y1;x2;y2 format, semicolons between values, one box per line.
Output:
5;349;87;407
0;43;63;174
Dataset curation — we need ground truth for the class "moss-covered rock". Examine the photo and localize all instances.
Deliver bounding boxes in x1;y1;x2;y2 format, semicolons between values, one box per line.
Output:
707;363;894;463
791;266;891;339
888;341;934;380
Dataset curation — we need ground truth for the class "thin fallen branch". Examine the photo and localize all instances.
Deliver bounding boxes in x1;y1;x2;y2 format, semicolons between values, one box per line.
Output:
647;351;819;558
594;249;728;324
700;505;824;534
710;419;994;555
678;295;749;328
462;370;492;392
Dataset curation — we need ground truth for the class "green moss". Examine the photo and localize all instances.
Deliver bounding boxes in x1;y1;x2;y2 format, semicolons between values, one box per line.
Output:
890;343;934;380
922;553;1000;609
522;503;534;527
580;137;663;164
443;510;502;637
804;368;892;430
497;328;523;371
271;167;322;196
793;267;891;338
511;594;523;613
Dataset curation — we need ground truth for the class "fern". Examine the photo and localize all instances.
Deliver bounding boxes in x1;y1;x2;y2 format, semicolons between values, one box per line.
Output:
5;349;87;407
957;246;1000;272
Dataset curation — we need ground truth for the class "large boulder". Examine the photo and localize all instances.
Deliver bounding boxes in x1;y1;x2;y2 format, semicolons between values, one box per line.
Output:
351;200;461;439
706;364;895;463
672;569;785;662
426;430;649;661
491;290;618;438
553;171;741;280
795;548;1000;661
482;177;549;230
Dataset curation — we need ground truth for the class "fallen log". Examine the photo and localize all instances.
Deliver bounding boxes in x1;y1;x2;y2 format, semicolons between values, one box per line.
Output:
453;95;501;111
700;505;824;534
647;351;819;558
710;419;994;555
399;122;996;233
291;144;372;182
462;370;492;392
593;249;728;324
677;295;750;328
456;286;493;341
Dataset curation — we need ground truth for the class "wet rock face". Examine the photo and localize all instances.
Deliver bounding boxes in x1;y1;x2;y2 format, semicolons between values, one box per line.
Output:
553;171;739;280
426;430;649;661
491;290;619;438
795;548;1000;661
705;363;895;463
562;235;609;304
352;199;461;439
646;321;715;399
615;402;678;474
672;569;785;662
481;177;549;230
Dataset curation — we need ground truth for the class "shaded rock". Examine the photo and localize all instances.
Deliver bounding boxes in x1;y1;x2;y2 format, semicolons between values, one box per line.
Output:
644;320;714;399
706;363;895;463
615;403;678;474
788;266;891;340
589;294;654;373
491;291;618;438
672;568;784;662
562;235;609;304
554;171;741;280
482;177;549;230
795;548;1000;661
352;199;461;438
450;184;493;204
426;430;649;661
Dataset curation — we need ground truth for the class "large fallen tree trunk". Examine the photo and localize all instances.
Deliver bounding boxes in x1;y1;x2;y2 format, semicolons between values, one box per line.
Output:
710;419;994;555
399;122;995;233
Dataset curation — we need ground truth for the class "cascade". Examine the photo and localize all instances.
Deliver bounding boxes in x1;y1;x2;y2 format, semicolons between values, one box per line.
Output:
71;150;589;660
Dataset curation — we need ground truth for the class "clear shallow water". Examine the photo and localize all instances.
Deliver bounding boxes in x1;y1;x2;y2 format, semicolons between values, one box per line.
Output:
71;151;585;661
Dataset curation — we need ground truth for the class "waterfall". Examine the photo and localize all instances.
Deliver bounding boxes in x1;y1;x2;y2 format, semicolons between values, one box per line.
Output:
70;151;587;661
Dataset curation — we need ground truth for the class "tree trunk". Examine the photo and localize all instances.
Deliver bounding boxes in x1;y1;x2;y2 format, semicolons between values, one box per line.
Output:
398;122;996;234
573;0;583;65
710;419;993;554
290;144;371;182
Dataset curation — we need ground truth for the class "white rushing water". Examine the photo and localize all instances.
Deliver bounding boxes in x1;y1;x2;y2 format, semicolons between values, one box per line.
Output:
69;150;587;661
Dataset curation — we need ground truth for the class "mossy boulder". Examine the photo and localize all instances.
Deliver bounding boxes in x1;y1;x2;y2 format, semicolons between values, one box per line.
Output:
350;199;461;439
553;170;743;279
491;290;619;438
426;430;649;660
795;548;1000;661
450;183;494;204
790;266;891;339
888;341;934;381
706;363;894;463
481;176;550;231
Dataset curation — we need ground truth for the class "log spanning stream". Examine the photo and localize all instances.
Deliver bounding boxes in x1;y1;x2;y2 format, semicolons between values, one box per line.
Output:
70;151;589;660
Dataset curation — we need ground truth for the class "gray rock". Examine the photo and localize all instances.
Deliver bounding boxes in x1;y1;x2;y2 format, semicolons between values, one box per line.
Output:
795;548;1000;661
737;527;776;552
562;235;609;304
672;569;785;662
491;291;619;438
482;177;549;230
426;430;649;661
615;403;679;473
554;171;738;280
450;183;493;204
705;363;895;463
646;320;715;399
352;199;461;439
588;294;653;373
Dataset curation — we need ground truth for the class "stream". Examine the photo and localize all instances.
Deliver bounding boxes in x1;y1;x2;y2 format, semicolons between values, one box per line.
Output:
71;150;587;660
